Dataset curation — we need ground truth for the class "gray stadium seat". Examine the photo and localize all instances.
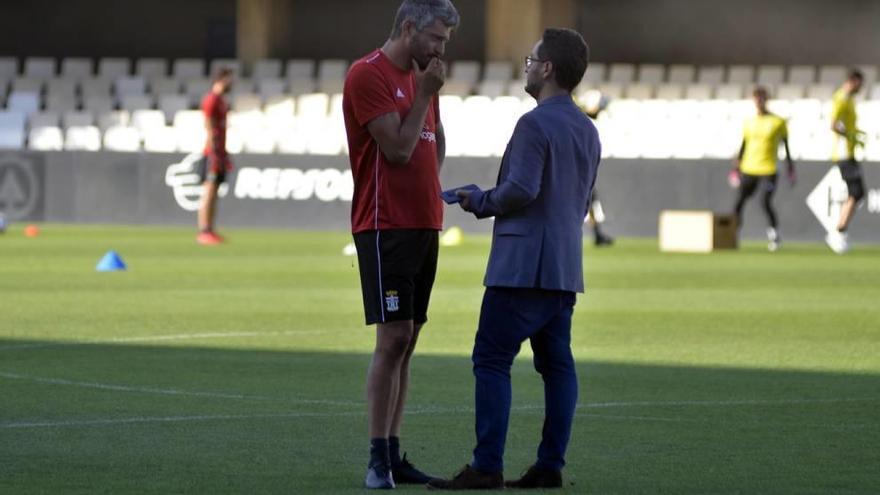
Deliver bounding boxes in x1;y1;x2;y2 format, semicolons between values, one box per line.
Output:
98;58;130;79
143;126;177;152
667;65;696;84
727;65;754;84
0;111;27;149
173;58;205;80
257;78;286;99
806;84;836;100
28;125;64;151
607;64;636;84
655;84;684;100
684;84;713;100
64;125;101;151
7;91;41;115
119;94;153;112
149;77;181;96
287;78;316;97
696;66;725;85
157;94;189;124
60;58;92;79
80;77;113;98
230;78;255;95
477;80;506;98
756;65;785;85
62;110;95;129
115;77;147;97
47;78;76;98
97;110;130;131
317;59;347;82
24;57;55;78
582;62;606;85
787;65;816;85
625;83;654;99
817;66;847;85
103;125;141;152
232;93;262;112
253;59;282;79
83;95;115;114
286;59;315;81
440;80;472;97
136;58;168;79
449;60;480;92
45;94;78;113
776;84;805;100
637;64;665;84
0;57;17;78
184;79;211;106
597;83;624;99
857;65;878;87
483;61;512;82
209;58;242;78
12;77;43;93
506;80;528;99
130;109;165;134
715;84;744;100
29;111;61;128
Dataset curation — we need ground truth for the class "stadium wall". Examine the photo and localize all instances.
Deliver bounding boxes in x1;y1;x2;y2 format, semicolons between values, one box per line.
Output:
2;151;879;243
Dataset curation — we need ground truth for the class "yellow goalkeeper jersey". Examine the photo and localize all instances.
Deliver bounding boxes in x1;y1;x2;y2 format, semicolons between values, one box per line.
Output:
740;113;787;176
830;88;858;161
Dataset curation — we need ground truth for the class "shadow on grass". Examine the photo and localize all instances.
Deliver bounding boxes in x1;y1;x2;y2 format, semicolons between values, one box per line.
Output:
1;339;878;494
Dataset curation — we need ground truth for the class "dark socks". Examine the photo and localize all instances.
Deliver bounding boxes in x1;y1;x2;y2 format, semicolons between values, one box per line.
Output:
369;438;390;469
389;436;402;466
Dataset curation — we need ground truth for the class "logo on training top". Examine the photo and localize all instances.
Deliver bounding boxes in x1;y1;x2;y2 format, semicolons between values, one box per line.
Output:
420;127;436;143
396;88;406;99
0;154;40;220
164;152;229;212
165;153;354;211
385;290;400;312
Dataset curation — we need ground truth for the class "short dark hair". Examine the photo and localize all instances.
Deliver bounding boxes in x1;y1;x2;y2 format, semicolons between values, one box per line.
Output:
390;0;460;39
752;86;769;98
212;67;234;83
848;68;864;81
537;28;589;92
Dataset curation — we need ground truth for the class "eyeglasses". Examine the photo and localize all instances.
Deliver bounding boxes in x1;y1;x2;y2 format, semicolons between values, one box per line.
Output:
524;56;547;68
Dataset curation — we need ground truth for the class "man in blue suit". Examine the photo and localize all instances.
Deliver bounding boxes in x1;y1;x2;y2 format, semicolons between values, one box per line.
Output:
427;27;601;490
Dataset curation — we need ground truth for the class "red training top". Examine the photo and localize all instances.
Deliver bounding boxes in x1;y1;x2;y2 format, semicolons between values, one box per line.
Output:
201;91;231;171
343;49;443;234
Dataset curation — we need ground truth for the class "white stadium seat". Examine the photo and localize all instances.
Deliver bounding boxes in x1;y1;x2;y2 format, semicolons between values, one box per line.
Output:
582;62;606;85
607;63;636;84
637;64;665;84
80;77;113;98
257;78;286;99
253;59;282;79
7;91;41;116
83;95;115;114
103;125;140;151
119;94;153;112
28;126;64;150
787;65;816;85
173;110;207;152
264;96;296;124
45;93;78;113
157;94;189;123
450;60;481;86
29;111;60;128
232;94;262;112
696;66;725;85
817;65;847;85
143;126;178;152
64;125;101;151
62;111;95;129
715;84;744;100
0;57;17;78
806;84;835;100
209;58;242;78
98;58;130;79
0;111;27;149
97;110;130;131
727;65;754;84
483;61;512;82
136;58;168;79
47;79;77;99
625;83;653;99
477;80;506;98
286;59;315;81
12;77;43;93
115;77;147;97
60;58;92;79
173;58;205;80
24;57;55;78
149;77;181;96
230;78;255;95
130;109;166;133
184;79;211;106
655;84;684;100
776;84;805;100
667;65;696;84
756;65;785;85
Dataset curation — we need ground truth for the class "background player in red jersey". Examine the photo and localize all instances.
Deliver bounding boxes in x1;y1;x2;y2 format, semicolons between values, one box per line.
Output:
342;0;459;489
197;68;233;245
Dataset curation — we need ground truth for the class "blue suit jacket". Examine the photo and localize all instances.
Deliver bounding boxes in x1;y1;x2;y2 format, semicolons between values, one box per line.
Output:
466;94;601;293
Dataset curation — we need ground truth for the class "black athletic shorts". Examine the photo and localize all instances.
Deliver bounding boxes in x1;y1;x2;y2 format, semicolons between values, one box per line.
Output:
353;229;439;326
836;159;865;200
739;173;778;196
197;154;228;184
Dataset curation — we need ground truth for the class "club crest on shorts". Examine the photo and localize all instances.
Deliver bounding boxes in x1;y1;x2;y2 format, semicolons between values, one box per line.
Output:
384;290;400;312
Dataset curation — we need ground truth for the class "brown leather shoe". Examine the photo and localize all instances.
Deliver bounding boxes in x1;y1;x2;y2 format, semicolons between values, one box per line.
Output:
504;465;562;488
426;464;503;490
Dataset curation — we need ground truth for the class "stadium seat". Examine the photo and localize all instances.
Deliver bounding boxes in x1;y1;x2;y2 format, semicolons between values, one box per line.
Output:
47;79;76;99
624;83;653;99
29;111;60;128
256;78;286;99
183;79;211;106
0;57;17;78
79;77;111;98
115;77;147;97
506;79;528;99
149;77;181;96
286;59;315;81
817;65;847;85
136;58;167;79
60;58;92;79
62;110;95;128
82;95;115;115
98;58;130;79
296;93;329;120
264;96;296;123
787;65;816;85
607;63;636;84
756;65;785;85
12;77;43;93
230;78;255;95
142;126;177;152
715;84;744;100
696;65;725;85
252;59;282;79
209;58;242;78
857;65;878;87
655;84;684;100
119;94;153;112
637;64;665;84
477;80;506;98
287;78;316;96
7;91;40;116
597;83;624;99
103;125;140;151
0;78;7;102
483;61;512;82
582;62;606;85
776;84;805;100
450;60;481;86
173;59;206;80
97;110;130;131
24;57;55;78
130;109;165;134
806;84;835;100
63;125;101;151
869;85;880;101
441;80;473;97
28;125;64;151
157;94;189;123
317;59;347;93
667;64;696;84
232;94;262;112
0;111;27;149
172;110;206;152
726;65;754;84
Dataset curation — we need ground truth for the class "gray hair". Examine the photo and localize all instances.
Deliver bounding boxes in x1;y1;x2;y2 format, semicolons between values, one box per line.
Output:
390;0;460;39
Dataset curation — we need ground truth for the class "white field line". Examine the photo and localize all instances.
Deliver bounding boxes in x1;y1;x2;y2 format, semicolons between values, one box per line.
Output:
0;330;329;351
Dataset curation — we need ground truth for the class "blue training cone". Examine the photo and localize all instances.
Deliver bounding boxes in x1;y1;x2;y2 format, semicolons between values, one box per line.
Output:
96;251;127;272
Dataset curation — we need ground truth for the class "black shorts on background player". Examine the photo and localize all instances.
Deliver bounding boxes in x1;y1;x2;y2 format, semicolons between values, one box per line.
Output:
353;229;439;325
837;159;865;201
197;154;228;184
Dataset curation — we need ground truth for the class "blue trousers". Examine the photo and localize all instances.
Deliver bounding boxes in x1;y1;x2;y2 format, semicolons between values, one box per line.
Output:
470;287;578;473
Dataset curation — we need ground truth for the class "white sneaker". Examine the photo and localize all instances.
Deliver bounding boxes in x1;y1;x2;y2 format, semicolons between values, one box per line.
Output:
767;228;780;252
825;231;850;254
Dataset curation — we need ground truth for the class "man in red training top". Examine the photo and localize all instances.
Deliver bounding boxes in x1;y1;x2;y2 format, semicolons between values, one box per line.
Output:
197;68;233;245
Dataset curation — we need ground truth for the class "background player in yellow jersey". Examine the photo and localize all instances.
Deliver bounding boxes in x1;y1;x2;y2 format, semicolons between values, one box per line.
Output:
731;86;796;251
825;69;865;254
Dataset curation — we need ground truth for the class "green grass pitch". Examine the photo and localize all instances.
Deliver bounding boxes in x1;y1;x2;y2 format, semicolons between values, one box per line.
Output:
1;224;878;494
